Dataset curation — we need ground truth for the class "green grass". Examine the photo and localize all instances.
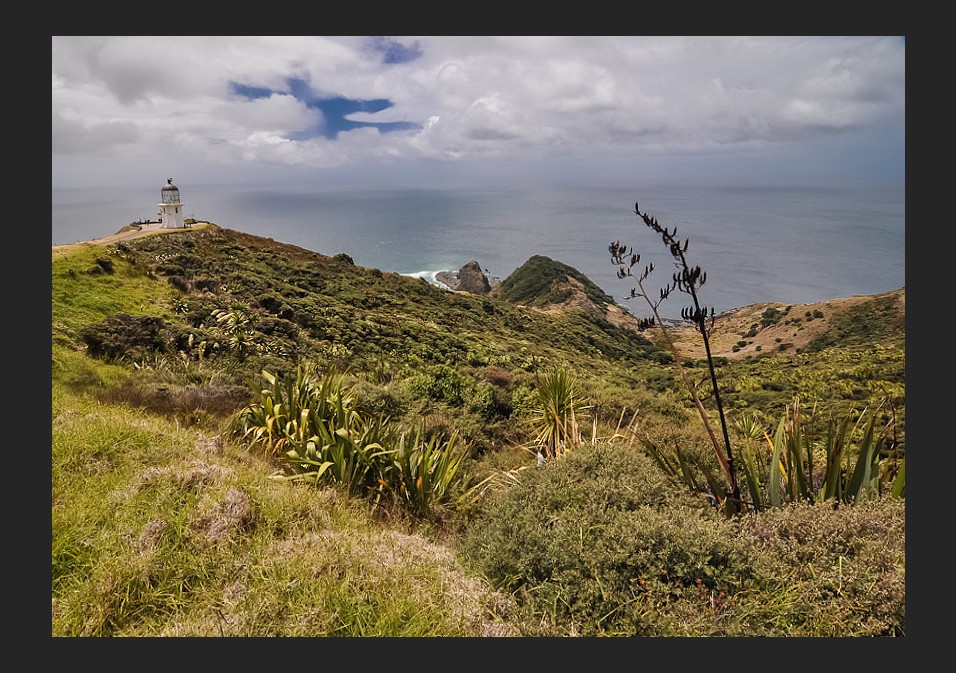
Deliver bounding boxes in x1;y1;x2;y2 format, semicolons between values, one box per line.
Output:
52;247;179;333
53;385;514;636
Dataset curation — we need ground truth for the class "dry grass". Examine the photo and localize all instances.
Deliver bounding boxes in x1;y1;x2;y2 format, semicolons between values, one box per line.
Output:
665;288;904;360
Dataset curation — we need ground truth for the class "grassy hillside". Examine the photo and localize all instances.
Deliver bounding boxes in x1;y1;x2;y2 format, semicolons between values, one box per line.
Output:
52;223;905;637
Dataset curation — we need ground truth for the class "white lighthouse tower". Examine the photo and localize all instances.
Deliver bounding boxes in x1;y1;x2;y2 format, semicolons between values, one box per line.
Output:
158;178;186;229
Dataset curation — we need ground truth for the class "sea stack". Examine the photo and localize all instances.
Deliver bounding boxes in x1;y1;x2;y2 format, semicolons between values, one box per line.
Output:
436;260;497;294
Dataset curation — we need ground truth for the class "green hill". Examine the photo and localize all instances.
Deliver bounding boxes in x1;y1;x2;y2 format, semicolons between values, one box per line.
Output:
498;254;616;308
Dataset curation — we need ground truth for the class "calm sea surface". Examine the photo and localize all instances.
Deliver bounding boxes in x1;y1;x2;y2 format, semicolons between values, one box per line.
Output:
52;181;905;320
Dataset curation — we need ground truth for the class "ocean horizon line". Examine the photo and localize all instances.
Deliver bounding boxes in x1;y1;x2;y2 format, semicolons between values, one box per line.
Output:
52;181;904;320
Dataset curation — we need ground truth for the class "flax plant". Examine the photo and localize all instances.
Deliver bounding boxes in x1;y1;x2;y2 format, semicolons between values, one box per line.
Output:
610;202;743;512
280;410;395;500
230;364;333;457
231;364;396;499
230;364;488;515
392;424;474;519
730;398;904;509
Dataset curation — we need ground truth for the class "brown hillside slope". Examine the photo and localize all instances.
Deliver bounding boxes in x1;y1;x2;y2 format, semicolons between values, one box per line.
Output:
661;288;905;361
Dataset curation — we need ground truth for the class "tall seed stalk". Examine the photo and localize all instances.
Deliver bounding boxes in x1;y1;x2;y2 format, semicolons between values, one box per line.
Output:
610;201;743;513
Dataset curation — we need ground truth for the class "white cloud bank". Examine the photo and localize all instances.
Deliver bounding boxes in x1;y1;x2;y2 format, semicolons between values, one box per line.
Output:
51;35;905;188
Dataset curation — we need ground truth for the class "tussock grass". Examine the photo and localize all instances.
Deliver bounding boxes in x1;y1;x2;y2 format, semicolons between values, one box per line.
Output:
53;384;514;636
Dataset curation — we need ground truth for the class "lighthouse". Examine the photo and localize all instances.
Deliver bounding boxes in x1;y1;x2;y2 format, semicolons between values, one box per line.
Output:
158;178;186;229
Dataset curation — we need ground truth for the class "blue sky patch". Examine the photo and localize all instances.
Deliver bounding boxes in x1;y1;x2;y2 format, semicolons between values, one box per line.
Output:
366;36;423;64
231;78;420;140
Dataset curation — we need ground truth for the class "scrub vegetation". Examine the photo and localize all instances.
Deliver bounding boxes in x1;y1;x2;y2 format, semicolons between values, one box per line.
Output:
52;212;904;637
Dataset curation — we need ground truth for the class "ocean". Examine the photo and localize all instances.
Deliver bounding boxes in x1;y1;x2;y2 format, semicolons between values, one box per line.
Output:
52;181;905;320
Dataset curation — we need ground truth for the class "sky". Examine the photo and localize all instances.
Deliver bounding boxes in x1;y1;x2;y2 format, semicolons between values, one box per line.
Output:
52;36;905;190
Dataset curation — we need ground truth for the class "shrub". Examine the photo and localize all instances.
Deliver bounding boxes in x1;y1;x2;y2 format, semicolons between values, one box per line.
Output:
761;307;784;327
458;442;905;636
94;257;115;274
100;380;251;422
733;500;905;636
467;382;510;419
405;364;472;406
80;314;169;362
458;443;748;636
256;292;290;315
351;379;407;419
193;277;220;293
509;384;538;418
167;275;190;293
484;366;513;388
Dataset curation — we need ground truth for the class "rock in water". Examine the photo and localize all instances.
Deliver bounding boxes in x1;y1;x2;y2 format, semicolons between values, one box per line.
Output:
436;260;494;294
457;260;492;294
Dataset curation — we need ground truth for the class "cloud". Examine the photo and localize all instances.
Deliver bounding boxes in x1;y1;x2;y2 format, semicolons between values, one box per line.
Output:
51;36;905;187
52;109;139;154
365;36;424;65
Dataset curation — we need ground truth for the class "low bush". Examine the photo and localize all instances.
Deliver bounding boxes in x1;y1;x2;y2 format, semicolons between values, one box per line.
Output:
458;441;905;636
458;442;748;636
80;314;169;362
732;499;905;636
404;364;474;406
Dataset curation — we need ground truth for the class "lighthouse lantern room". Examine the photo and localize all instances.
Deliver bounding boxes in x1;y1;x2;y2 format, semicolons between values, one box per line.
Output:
158;178;186;229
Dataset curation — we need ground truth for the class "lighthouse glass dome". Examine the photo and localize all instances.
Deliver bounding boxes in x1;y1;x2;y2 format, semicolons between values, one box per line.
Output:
161;178;182;204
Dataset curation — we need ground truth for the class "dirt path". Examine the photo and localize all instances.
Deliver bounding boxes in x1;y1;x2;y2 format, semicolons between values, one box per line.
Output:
52;222;211;262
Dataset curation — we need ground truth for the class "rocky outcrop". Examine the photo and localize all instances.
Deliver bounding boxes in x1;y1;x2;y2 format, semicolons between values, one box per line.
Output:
436;260;500;294
457;260;492;294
